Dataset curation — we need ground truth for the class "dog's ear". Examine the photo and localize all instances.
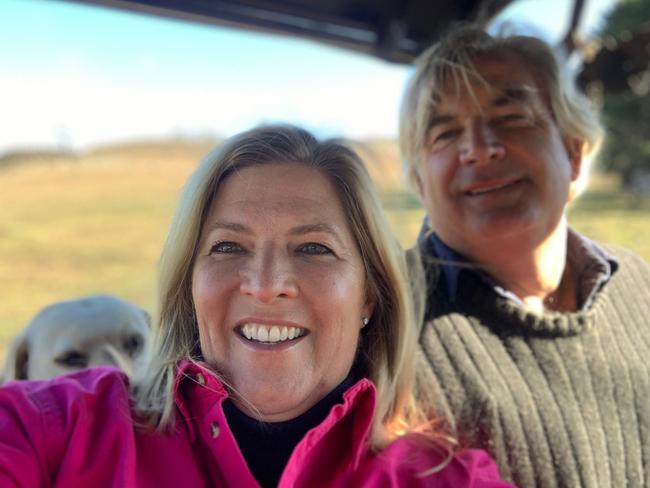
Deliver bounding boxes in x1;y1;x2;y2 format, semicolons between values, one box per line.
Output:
0;333;30;383
141;309;152;328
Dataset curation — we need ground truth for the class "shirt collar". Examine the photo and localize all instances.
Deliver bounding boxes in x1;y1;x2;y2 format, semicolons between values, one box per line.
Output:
418;225;468;302
567;227;618;308
418;220;618;310
172;359;229;439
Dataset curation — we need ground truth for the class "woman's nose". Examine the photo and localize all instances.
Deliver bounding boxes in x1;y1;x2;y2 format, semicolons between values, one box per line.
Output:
459;121;505;165
239;246;298;303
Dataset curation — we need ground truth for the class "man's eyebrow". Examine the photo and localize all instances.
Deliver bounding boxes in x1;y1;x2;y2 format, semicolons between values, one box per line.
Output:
492;87;530;107
427;114;454;130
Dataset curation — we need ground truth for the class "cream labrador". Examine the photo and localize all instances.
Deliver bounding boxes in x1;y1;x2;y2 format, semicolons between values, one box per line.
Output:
1;294;150;382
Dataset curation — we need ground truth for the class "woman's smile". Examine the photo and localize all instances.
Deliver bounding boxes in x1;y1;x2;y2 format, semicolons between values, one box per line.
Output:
238;323;308;344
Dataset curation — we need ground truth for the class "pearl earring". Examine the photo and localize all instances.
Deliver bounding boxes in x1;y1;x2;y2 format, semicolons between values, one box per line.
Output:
362;317;369;327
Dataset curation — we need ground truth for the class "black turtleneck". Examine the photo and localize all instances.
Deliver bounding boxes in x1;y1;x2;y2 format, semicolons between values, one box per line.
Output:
222;374;357;488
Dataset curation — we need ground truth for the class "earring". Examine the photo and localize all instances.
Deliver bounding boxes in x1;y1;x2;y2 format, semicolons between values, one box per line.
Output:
362;317;369;327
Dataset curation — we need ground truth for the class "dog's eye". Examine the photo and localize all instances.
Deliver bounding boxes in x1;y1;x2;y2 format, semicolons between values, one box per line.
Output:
55;351;88;368
123;334;143;357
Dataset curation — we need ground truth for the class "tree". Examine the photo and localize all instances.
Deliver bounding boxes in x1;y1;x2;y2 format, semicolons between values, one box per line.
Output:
595;0;650;189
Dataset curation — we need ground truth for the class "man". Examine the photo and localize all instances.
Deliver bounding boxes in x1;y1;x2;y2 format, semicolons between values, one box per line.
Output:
400;26;650;487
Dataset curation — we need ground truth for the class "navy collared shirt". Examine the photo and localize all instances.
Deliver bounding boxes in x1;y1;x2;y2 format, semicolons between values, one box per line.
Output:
418;218;617;310
418;222;469;302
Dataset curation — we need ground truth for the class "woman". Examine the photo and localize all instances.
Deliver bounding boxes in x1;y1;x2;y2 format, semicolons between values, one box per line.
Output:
0;126;512;487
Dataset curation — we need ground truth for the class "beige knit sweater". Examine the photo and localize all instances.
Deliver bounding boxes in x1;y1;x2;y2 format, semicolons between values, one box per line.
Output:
415;245;650;488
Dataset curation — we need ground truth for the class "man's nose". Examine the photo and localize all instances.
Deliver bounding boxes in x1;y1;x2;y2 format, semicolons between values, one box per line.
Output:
239;245;298;303
459;120;505;165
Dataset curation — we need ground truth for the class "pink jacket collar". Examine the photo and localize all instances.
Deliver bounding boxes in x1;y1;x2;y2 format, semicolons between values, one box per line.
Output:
171;359;376;470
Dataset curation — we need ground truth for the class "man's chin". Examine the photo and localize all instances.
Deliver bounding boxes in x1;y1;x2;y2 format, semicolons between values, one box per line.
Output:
440;219;546;255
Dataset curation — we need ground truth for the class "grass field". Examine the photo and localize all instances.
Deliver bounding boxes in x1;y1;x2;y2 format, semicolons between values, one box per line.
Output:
1;140;648;357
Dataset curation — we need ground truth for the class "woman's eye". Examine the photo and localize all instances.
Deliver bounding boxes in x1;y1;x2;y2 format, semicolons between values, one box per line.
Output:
210;241;243;254
299;243;332;255
55;351;88;368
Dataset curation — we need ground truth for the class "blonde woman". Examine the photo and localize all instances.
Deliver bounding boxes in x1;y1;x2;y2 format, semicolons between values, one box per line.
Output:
0;125;511;487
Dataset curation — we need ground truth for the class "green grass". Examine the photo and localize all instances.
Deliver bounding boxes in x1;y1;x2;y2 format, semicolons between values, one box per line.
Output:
568;190;650;260
1;144;648;358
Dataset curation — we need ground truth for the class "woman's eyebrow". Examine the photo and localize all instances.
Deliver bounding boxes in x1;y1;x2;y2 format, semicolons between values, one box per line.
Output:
206;221;344;244
289;223;346;247
290;223;340;237
205;221;252;234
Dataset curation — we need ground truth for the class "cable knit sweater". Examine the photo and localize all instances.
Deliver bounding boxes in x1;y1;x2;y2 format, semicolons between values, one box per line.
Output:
414;242;650;488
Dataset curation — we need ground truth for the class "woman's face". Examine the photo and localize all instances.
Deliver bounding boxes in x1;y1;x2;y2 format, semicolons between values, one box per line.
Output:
192;162;373;421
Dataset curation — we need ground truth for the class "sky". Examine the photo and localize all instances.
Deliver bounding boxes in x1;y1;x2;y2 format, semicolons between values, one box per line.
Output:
0;0;617;153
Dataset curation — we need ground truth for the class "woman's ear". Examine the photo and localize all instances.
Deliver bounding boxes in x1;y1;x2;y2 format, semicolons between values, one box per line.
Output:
361;295;377;329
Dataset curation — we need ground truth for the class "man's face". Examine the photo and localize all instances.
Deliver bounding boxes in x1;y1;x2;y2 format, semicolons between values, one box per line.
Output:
416;53;581;258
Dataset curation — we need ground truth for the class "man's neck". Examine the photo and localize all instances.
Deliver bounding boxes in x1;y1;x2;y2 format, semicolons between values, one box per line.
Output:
469;219;575;313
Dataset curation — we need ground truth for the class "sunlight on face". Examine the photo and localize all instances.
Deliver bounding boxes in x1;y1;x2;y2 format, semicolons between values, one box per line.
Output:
191;162;373;421
417;53;580;256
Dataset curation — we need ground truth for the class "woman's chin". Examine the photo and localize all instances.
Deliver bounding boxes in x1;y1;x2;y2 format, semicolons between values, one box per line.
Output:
230;380;322;422
232;395;310;422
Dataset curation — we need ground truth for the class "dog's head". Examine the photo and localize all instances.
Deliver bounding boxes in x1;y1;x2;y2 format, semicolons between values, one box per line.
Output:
1;294;151;382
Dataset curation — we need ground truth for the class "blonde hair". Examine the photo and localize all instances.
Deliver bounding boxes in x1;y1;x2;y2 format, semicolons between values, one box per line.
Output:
132;124;432;450
399;25;604;195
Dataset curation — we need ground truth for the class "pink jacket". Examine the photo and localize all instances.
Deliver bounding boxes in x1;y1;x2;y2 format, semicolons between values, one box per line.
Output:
0;362;513;487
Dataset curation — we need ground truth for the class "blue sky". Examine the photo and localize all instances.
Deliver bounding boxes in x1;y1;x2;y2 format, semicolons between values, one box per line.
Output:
0;0;616;152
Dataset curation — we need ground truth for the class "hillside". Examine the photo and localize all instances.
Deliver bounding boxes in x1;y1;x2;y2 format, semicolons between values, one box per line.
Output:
1;137;648;355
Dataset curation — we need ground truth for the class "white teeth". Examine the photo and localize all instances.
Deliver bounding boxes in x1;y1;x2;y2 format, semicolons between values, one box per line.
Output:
269;326;280;342
240;323;305;344
242;324;252;340
258;327;269;342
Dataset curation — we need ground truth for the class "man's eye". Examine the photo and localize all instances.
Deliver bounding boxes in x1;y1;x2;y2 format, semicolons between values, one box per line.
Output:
428;128;461;147
299;243;332;255
434;129;460;142
55;351;88;368
210;241;243;254
496;113;528;125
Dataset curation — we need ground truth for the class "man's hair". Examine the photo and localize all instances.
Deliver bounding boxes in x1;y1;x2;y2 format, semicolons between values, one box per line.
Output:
132;124;431;449
399;25;604;194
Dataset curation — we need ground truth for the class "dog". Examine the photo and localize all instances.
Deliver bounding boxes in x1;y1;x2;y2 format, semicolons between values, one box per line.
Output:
1;294;150;382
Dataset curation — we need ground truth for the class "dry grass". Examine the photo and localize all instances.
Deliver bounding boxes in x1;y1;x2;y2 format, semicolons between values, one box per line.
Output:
0;140;214;350
1;139;648;358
